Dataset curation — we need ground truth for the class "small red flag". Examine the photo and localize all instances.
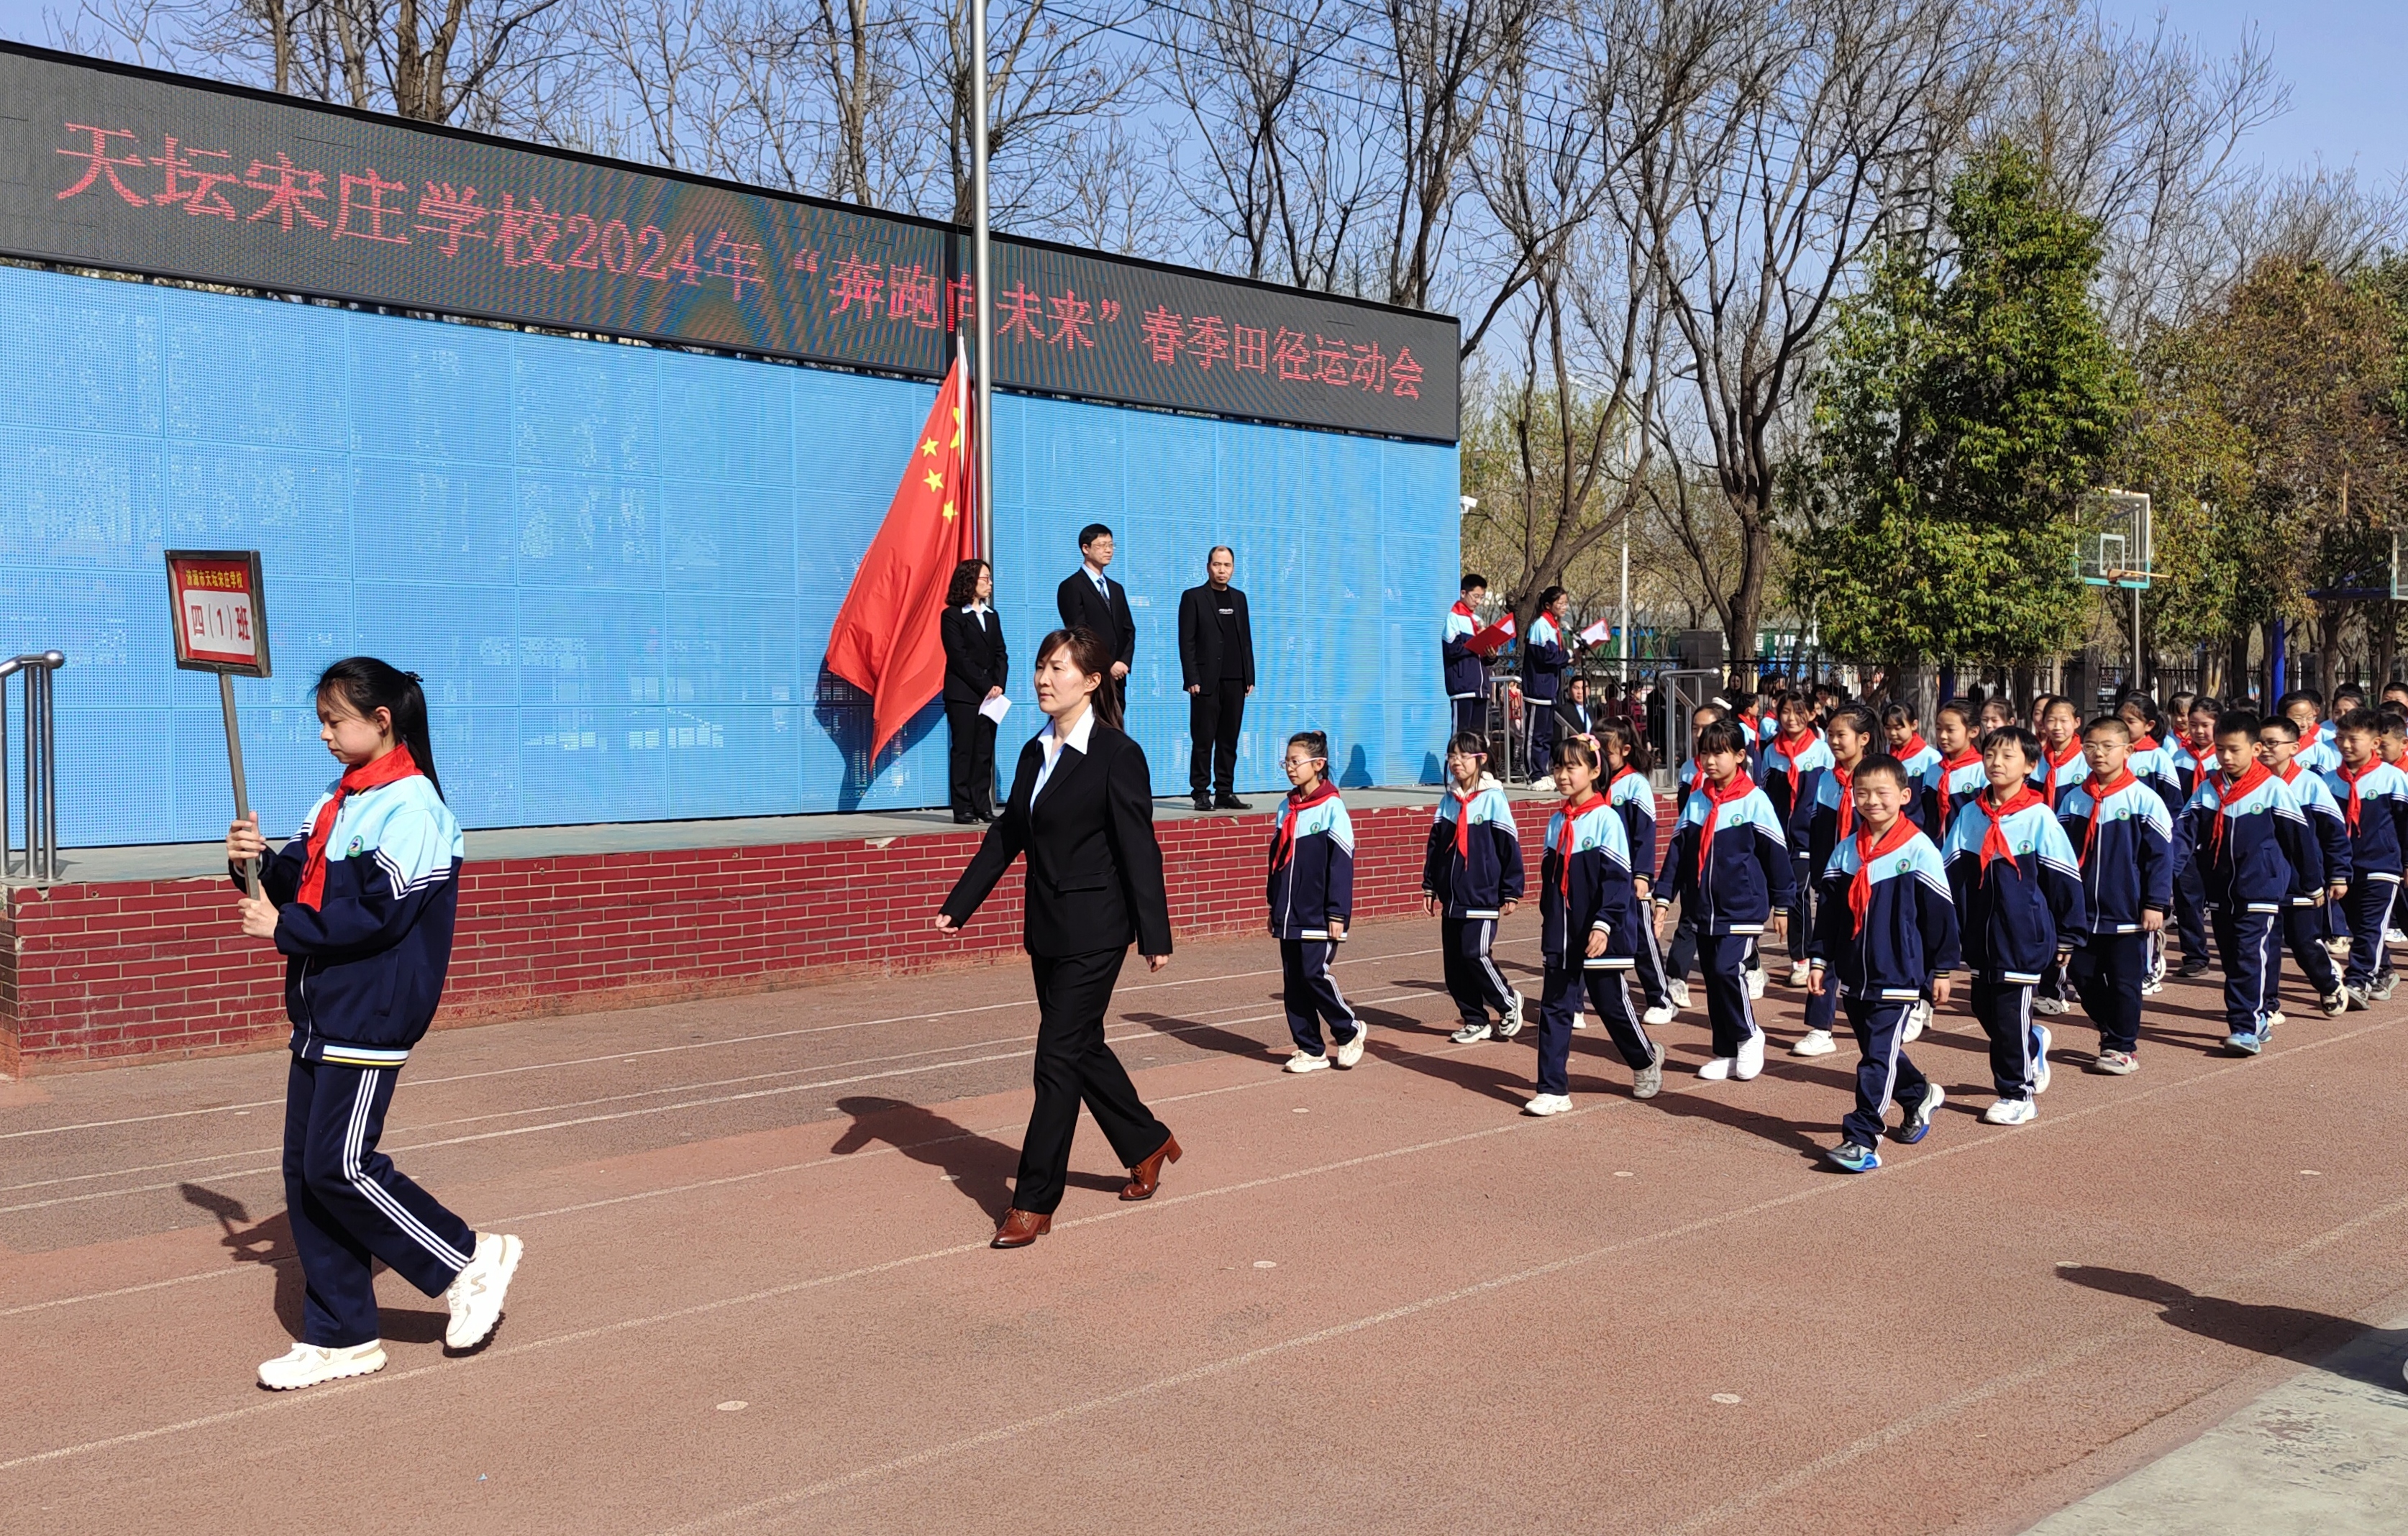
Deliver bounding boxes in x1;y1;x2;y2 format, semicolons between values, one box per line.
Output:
824;359;979;759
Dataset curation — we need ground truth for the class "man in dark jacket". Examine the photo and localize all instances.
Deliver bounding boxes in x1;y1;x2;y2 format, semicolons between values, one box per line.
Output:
1177;545;1257;811
1056;524;1136;713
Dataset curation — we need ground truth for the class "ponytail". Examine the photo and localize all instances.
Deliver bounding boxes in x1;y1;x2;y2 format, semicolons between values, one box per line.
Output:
316;656;444;800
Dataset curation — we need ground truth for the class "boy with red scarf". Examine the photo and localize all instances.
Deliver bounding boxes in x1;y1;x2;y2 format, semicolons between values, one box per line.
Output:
1793;703;1879;1056
2055;718;2173;1074
224;658;519;1391
2174;712;2324;1055
1941;725;2089;1124
1268;731;1362;1072
1761;692;1833;988
2325;708;2408;1004
1443;575;1492;739
1807;755;1957;1172
2167;697;2225;977
2026;697;2089;1017
1655;718;1794;1082
2256;716;2352;1019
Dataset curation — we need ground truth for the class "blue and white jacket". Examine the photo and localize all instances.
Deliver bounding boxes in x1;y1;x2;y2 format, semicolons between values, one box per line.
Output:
1605;765;1658;894
1760;731;1832;849
2128;738;2184;813
1805;763;1866;885
1423;780;1525;918
1539;797;1636;969
1810;826;1960;1000
1655;781;1794;935
2297;729;2340;776
2276;762;2351;902
1267;785;1354;940
2325;761;2408;882
2055;773;2174;934
2029;744;2090;810
1522;613;1567;703
1892;737;1942;828
2171;740;2220;803
1941;795;2089;982
232;772;465;1066
2176;769;2320;912
1923;751;1988;844
1442;601;1485;700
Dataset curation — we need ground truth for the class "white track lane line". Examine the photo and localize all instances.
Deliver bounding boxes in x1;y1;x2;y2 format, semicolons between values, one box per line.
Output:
4;1011;2397;1478
0;939;1490;1142
0;992;1434;1214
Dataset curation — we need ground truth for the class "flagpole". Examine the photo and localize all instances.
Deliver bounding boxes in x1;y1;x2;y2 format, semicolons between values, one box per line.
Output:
970;0;994;560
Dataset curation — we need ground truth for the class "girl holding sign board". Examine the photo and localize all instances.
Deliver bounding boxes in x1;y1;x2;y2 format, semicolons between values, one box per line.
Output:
226;657;523;1389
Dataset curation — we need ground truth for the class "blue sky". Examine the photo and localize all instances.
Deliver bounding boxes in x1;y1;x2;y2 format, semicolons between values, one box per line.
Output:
0;0;2396;178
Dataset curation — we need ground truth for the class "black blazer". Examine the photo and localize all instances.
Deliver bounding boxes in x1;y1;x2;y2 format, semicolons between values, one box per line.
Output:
1176;584;1255;690
1056;568;1137;668
940;605;1009;703
941;718;1173;959
1554;696;1597;736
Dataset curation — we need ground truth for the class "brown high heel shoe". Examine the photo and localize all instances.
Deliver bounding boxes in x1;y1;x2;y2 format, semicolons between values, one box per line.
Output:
992;1209;1052;1248
1120;1132;1182;1201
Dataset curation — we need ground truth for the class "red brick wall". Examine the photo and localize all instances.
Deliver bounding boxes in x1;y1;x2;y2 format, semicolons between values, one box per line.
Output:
3;795;1658;1076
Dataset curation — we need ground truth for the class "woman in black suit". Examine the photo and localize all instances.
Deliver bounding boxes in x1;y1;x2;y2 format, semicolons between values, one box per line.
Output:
934;626;1181;1248
939;559;1010;823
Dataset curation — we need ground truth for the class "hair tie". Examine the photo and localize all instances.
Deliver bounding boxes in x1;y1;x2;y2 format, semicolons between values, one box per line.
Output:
405;671;422;682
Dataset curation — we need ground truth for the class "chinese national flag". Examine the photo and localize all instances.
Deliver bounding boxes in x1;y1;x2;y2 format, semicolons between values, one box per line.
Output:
824;359;979;759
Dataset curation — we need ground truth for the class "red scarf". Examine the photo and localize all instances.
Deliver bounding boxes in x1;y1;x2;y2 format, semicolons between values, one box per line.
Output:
2082;769;2136;859
2130;735;2160;754
1273;781;1339;869
1448;785;1480;859
2180;737;2217;783
2208;760;2271;864
1554;792;1607;902
1829;762;1858;841
1737;712;1760;746
1896;732;1930;764
1936;748;1981;835
2338;758;2381;833
1771;728;1818;803
1451;598;1476;619
1965;784;2043;882
296;744;423;910
1694;772;1756;877
2040;739;2084;805
1848;817;1920;935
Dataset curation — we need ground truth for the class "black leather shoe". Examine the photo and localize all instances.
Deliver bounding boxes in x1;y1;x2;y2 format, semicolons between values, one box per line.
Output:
1215;795;1249;810
1191;794;1215;813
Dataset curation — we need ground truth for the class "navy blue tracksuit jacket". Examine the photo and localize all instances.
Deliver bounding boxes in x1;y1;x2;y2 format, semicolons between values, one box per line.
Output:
1268;785;1355;938
1940;794;2089;984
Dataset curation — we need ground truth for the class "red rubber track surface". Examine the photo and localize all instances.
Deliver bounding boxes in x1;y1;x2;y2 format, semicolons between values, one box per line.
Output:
4;918;2405;1534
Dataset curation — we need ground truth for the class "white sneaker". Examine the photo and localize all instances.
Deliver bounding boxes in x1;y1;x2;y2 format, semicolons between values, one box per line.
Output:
1670;980;1693;1010
1641;1001;1677;1026
2032;1025;2053;1094
1981;1097;2037;1125
1789;1028;1837;1057
1571;1015;1588;1030
2327;937;2353;959
1696;1056;1734;1080
1787;961;1811;988
258;1340;386;1391
2263;1010;2286;1034
1902;1000;1931;1043
1334;1023;1367;1069
1497;991;1527;1039
1633;1042;1666;1100
1451;1019;1493;1043
443;1232;524;1351
1733;1031;1766;1081
2033;994;2068;1016
2320;990;2348;1018
1745;966;1766;1000
1524;1092;1574;1116
2140;977;2164;996
1285;1049;1331;1074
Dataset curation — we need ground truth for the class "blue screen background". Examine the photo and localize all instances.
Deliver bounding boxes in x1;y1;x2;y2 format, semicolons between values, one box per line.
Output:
0;264;1459;846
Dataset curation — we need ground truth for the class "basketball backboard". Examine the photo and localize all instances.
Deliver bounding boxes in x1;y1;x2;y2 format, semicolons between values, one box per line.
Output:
2078;490;2153;589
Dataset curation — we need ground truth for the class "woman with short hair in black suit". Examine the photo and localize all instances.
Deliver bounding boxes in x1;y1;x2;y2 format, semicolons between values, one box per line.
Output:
934;626;1182;1248
939;559;1009;823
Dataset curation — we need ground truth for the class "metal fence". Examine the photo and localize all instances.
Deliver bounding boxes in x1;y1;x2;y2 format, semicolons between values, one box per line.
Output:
3;651;65;883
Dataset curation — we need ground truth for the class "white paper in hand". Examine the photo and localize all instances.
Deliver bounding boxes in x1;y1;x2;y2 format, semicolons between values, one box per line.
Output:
978;694;1012;725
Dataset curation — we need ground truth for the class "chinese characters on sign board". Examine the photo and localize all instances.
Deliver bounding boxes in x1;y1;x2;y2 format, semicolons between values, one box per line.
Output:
165;550;272;676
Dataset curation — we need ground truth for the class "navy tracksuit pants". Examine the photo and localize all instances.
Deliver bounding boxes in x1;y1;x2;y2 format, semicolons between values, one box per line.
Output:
2279;902;2343;1004
1785;854;1815;965
1525;702;1556;778
1536;963;1655;1094
1840;997;1928;1148
1441;916;1517;1021
2209;906;2281;1035
2069;932;2147;1054
1695;930;1763;1059
283;1055;475;1348
1969;978;2045;1101
2344;877;2401;989
2172;864;2212;965
1453;696;1488;742
1280;938;1359;1054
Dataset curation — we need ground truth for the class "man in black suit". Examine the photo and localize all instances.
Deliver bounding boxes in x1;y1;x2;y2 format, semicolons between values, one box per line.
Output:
1177;545;1256;812
1554;674;1597;739
1055;524;1136;713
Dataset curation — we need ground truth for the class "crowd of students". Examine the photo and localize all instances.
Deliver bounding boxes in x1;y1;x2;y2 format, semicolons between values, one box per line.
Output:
1259;660;2408;1174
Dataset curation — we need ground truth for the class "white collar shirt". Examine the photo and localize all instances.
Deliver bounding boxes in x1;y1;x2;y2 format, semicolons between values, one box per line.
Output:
1033;707;1097;803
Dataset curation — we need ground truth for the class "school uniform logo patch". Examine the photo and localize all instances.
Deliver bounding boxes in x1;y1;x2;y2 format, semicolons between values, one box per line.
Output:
347;836;363;856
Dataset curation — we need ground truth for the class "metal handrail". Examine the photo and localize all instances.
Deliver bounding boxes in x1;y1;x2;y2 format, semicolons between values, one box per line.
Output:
1;651;65;884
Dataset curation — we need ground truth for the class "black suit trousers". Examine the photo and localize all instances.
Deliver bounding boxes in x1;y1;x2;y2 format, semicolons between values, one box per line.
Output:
1014;946;1169;1215
1189;686;1245;795
944;698;998;817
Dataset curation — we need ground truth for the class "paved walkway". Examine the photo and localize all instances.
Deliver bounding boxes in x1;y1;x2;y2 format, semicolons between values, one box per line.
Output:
5;917;2406;1533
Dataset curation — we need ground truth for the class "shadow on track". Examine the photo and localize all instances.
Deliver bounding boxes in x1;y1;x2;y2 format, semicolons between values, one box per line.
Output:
2057;1265;2408;1394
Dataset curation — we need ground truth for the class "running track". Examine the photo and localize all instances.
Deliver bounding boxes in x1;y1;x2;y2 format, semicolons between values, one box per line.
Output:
5;919;2406;1533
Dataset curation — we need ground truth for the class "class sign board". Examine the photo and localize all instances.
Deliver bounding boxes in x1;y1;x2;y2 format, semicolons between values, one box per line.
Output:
165;550;271;676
